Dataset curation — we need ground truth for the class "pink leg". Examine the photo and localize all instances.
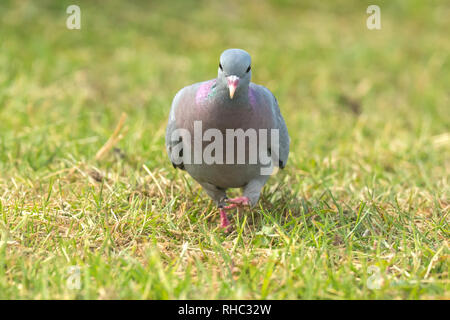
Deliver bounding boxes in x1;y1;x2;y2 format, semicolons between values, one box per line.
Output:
218;197;250;232
220;208;231;231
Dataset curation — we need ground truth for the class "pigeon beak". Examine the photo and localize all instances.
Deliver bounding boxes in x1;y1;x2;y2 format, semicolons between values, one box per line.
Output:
226;75;240;99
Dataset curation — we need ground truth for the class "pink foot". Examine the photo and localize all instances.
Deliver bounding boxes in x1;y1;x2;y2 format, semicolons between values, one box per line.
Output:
218;197;250;232
227;196;250;206
220;208;231;232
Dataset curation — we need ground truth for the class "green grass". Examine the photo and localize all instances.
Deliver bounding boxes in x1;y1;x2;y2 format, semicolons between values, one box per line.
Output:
0;0;448;299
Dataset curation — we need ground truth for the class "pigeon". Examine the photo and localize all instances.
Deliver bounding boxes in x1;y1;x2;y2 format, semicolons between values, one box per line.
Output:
166;48;289;230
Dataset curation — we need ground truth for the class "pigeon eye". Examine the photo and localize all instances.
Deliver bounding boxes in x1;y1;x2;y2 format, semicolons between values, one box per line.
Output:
246;65;251;73
219;63;223;71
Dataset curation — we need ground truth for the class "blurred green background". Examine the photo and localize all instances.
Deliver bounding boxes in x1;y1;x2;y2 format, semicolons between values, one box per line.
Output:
0;0;448;299
0;0;448;176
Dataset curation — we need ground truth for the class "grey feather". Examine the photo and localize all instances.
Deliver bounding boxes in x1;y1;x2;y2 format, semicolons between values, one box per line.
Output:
259;85;290;169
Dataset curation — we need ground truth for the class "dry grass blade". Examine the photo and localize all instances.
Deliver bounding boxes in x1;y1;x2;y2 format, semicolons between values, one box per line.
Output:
143;164;166;200
95;112;128;161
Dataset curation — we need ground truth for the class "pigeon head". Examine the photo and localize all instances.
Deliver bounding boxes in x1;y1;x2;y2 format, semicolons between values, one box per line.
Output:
218;49;252;99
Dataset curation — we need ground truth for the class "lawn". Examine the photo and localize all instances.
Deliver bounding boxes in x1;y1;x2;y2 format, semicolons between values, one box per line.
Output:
0;0;448;299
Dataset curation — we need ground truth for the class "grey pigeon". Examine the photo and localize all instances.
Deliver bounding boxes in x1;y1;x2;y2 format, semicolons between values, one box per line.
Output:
166;48;289;230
